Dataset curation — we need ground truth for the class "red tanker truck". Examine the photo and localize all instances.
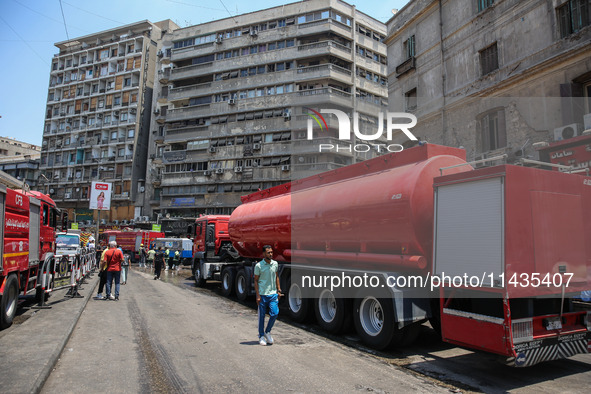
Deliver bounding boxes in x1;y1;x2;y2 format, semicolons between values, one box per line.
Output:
0;186;62;328
189;144;591;366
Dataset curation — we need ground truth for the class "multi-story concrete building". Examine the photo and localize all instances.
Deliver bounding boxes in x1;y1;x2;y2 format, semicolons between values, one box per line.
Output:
0;136;41;159
386;0;591;162
143;0;388;218
39;20;179;224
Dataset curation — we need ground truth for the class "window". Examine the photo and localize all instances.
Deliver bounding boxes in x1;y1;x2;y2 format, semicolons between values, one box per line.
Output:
404;35;415;59
557;0;590;38
128;129;135;138
405;88;417;111
124;78;131;87
477;0;494;12
478;108;506;152
479;43;498;75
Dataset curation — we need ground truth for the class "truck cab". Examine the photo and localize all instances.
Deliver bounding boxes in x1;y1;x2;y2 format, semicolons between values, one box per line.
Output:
188;215;240;286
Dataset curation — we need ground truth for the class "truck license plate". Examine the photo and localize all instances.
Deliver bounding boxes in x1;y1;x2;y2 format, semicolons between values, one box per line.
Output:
545;317;562;330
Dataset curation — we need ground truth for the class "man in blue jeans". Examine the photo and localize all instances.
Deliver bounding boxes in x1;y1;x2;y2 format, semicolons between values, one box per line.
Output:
254;245;282;346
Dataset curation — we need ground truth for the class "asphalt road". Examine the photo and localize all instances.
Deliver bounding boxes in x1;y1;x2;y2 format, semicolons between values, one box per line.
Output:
41;268;452;393
38;266;591;393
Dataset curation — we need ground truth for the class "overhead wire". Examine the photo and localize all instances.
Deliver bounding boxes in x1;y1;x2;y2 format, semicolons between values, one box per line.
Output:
0;15;49;65
58;0;70;40
218;0;238;24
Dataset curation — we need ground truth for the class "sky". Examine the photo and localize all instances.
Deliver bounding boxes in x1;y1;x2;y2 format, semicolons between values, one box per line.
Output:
0;0;410;146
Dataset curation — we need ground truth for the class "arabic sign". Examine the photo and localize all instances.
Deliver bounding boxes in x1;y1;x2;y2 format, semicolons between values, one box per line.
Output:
171;197;195;207
547;138;591;173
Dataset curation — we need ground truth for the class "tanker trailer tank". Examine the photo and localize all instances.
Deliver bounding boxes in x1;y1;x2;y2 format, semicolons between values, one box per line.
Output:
229;144;472;272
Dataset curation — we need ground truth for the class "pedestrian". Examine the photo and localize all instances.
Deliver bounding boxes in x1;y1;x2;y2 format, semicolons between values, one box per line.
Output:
121;253;130;285
165;247;170;271
172;249;180;271
147;247;155;269
103;240;124;300
139;244;147;268
254;245;282;346
154;247;165;280
94;248;109;300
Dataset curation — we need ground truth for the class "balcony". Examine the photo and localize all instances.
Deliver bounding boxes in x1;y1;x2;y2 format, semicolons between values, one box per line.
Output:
158;68;171;83
395;56;416;77
170;62;213;81
168;82;212;101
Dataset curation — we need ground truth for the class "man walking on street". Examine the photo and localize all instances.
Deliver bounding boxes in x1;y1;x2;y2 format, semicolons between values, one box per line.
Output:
154;247;165;280
104;241;124;300
254;245;282;346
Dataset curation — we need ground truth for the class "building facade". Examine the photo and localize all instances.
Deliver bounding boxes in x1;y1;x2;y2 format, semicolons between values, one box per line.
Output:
39;20;179;224
143;0;388;218
386;0;591;162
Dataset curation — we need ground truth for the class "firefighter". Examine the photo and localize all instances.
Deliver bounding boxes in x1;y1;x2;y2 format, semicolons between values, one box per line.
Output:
172;249;181;271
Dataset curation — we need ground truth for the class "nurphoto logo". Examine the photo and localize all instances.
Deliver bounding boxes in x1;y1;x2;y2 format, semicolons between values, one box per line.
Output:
304;108;418;153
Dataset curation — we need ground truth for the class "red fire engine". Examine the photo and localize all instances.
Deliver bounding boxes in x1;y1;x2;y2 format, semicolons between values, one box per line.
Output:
0;186;62;328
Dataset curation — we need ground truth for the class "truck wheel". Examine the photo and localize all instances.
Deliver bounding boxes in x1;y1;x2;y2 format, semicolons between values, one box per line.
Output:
287;281;310;322
194;260;206;287
353;296;395;350
220;267;236;297
1;275;19;329
314;289;350;333
235;269;250;301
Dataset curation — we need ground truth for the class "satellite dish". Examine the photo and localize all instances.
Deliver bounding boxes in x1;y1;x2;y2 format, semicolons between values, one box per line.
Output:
166;213;171;219
49;188;55;194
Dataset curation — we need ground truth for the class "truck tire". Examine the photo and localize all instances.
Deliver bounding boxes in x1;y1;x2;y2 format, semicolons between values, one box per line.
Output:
287;280;310;322
314;289;351;333
220;267;236;297
194;259;206;287
1;275;19;329
353;296;395;350
235;269;250;301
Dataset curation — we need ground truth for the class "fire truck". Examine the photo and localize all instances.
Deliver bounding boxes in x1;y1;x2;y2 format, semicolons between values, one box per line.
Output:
0;186;62;328
100;230;164;261
188;144;591;366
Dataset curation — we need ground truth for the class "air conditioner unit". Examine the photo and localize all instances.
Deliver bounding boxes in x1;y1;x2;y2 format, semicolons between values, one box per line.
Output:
215;37;223;44
249;29;258;37
281;165;290;171
142;216;150;222
157;50;163;57
234;166;243;173
130;108;137;114
64;193;71;198
154;109;160;115
97;113;103;118
554;123;582;141
215;168;224;174
121;220;128;225
203;170;212;176
253;143;261;150
583;113;591;131
113;220;119;225
100;219;107;225
49;188;55;194
228;99;236;105
129;219;135;225
208;147;216;153
284;113;291;121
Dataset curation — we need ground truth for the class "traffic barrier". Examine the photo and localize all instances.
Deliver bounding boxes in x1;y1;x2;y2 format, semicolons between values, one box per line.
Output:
32;254;55;309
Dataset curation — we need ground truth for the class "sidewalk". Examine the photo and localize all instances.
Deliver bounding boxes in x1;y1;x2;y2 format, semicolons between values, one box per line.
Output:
0;272;99;394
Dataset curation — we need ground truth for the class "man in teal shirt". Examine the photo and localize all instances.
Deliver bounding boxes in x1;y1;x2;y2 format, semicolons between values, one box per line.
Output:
254;245;282;346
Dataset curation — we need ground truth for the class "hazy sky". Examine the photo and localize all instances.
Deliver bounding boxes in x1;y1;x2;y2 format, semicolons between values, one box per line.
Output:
0;0;410;146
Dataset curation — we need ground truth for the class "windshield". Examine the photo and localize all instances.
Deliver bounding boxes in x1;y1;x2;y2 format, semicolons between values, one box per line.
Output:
56;235;79;247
